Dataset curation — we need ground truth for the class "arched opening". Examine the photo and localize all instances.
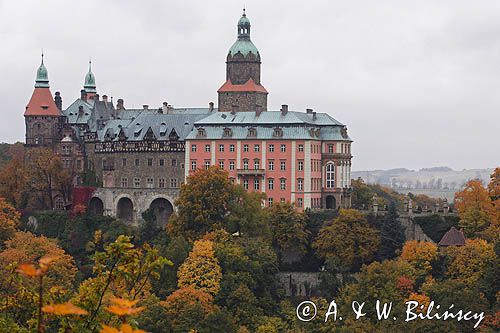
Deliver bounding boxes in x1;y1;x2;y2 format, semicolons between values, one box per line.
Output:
149;198;174;227
117;197;134;223
89;197;104;216
326;195;336;210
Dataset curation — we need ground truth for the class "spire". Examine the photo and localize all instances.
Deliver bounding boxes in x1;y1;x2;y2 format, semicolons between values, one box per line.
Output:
237;8;251;40
84;59;97;93
35;52;49;88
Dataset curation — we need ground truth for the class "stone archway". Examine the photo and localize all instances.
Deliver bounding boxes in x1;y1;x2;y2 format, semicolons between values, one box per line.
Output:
149;198;174;227
88;197;104;216
117;197;134;223
326;195;336;210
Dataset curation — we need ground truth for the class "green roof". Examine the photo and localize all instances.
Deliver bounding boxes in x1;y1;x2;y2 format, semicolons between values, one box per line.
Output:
35;55;49;88
229;39;259;56
84;60;96;93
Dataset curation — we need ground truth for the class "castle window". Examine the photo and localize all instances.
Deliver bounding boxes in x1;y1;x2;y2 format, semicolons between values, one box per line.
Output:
254;178;260;190
269;144;274;152
298;178;303;191
243;179;249;190
268;198;273;207
268;160;274;171
135;159;140;166
273;128;283;137
204;160;211;169
243;144;249;152
254;159;260;170
159;178;166;188
229;160;235;170
147;178;154;188
170;178;178;188
229;144;235;152
328;144;334;153
326;163;335;188
219;160;224;169
243;159;249;170
159;159;165;166
191;144;197;152
298;144;304;152
122;158;127;167
134;177;141;188
147;158;153;166
280;178;286;190
197;128;206;137
297;198;303;208
172;159;177;167
254;144;260;152
219;144;225;152
280;160;286;171
121;177;128;188
268;178;274;190
281;144;286;152
54;197;65;210
223;128;233;137
191;161;197;170
298;160;304;171
248;128;257;137
205;144;211;152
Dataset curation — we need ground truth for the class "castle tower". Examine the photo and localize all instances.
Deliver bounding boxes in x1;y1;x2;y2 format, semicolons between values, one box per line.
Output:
218;10;268;112
24;54;63;147
83;60;97;101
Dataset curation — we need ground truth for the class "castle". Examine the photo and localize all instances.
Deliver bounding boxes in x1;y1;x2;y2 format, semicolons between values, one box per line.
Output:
24;11;353;225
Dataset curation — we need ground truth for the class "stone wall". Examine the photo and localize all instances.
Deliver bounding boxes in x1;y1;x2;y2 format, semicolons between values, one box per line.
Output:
276;272;321;297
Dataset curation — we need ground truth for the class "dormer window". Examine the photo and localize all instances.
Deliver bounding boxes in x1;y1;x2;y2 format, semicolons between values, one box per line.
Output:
273;127;283;137
248;127;257;137
197;128;206;138
169;128;179;141
223;128;232;137
160;123;167;136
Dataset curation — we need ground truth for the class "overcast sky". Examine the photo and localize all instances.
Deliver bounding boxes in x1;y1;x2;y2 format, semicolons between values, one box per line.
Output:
1;0;499;171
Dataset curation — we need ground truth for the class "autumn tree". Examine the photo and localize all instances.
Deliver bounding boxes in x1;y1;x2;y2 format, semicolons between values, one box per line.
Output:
266;202;309;264
0;154;28;208
0;198;20;247
23;148;72;210
168;167;265;240
455;179;494;238
313;209;380;271
485;167;500;242
400;240;438;276
177;239;222;296
444;238;496;287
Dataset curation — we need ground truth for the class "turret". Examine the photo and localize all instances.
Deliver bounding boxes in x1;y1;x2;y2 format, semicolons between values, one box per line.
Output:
83;60;97;100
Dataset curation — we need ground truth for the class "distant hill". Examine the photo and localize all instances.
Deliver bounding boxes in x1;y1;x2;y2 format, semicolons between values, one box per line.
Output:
352;167;495;201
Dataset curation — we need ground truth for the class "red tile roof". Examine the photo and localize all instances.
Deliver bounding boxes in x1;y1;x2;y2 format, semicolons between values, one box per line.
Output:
24;87;61;116
438;227;466;246
217;78;268;93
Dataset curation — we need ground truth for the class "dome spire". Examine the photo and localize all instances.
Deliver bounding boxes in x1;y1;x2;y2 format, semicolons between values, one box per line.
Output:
237;8;251;40
84;58;97;93
35;52;49;88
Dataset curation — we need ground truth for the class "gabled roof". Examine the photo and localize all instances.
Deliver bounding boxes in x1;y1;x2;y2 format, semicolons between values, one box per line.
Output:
25;87;61;116
438;227;466;246
218;78;268;93
63;98;93;124
195;111;344;126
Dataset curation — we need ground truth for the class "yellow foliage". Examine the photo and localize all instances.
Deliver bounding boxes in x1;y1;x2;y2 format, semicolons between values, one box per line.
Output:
0;197;20;246
42;302;88;315
100;324;146;333
177;239;222;296
400;240;438;274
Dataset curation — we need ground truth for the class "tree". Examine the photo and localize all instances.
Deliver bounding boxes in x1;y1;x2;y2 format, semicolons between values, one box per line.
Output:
266;203;309;264
455;179;494;238
177;239;222;296
444;238;496;287
377;202;405;260
168;167;265;240
351;178;373;209
24;148;72;210
400;240;438;276
0;155;28;209
313;209;380;271
485;167;500;242
0;198;21;248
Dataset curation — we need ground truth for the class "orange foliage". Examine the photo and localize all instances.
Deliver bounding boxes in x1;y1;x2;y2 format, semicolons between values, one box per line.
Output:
162;285;215;317
400;240;438;274
0;197;20;246
100;324;146;333
42;302;88;315
455;179;494;237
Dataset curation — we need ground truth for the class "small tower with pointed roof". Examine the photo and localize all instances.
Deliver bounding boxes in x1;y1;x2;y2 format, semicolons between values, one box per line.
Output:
218;9;268;112
24;54;63;147
83;60;97;100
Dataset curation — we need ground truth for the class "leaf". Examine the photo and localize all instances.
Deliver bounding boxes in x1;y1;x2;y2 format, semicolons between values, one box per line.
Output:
16;263;41;277
42;302;88;315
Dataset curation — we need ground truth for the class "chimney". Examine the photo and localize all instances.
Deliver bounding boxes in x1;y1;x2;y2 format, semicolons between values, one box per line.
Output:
231;105;238;115
306;108;313;114
162;102;168;113
102;95;108;103
116;99;124;110
80;89;87;101
143;104;149;110
312;111;317;121
280;104;288;116
54;91;62;110
256;104;263;117
78;105;84;116
94;94;100;101
209;102;214;112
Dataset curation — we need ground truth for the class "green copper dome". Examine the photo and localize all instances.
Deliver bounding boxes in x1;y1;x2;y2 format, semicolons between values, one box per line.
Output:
35;54;49;88
229;10;259;57
84;60;97;93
